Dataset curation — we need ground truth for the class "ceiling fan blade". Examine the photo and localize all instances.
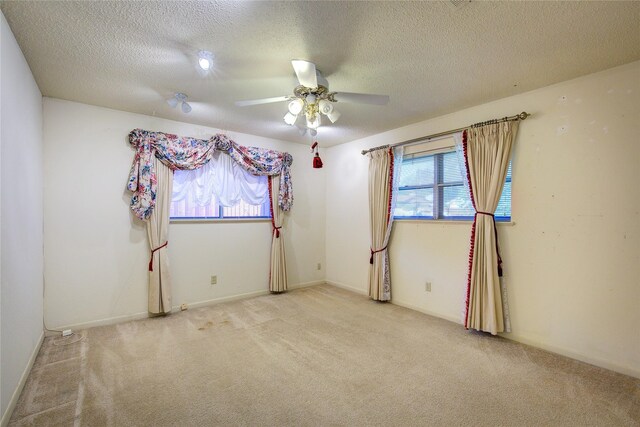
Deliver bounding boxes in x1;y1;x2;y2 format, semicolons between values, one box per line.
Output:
291;60;318;89
333;92;390;105
235;96;290;107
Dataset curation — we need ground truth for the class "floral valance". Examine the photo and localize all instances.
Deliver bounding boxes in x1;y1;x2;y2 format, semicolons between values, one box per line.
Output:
127;128;293;220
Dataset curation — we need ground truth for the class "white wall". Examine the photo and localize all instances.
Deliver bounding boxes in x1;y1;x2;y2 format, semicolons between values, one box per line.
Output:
43;98;326;329
0;12;44;421
325;61;640;378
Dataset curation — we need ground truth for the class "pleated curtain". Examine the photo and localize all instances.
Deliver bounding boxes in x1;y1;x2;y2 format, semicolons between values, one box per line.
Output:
463;121;519;335
368;147;401;301
146;156;173;314
172;151;268;207
268;175;287;292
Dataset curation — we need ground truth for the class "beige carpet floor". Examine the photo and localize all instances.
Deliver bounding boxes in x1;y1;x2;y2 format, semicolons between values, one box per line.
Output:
9;284;640;426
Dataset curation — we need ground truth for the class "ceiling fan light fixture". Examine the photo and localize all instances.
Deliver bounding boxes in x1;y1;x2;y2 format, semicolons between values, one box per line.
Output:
306;114;320;129
284;112;298;125
288;99;304;115
318;99;333;115
327;109;341;123
168;93;191;113
236;60;389;135
197;50;214;71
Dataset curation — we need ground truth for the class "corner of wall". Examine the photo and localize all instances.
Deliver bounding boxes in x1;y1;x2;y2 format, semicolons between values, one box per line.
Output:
1;10;45;420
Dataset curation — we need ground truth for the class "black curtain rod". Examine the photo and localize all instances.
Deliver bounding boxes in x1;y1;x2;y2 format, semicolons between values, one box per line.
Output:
361;111;531;155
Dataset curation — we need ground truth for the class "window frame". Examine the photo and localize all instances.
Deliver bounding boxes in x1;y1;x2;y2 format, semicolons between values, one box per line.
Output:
169;217;271;223
169;198;271;222
395;147;512;222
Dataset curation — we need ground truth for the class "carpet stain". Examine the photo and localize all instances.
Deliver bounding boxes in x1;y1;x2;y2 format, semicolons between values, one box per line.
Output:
197;321;214;330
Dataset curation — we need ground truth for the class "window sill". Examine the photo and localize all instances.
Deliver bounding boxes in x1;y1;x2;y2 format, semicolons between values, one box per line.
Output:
394;218;516;226
170;218;271;224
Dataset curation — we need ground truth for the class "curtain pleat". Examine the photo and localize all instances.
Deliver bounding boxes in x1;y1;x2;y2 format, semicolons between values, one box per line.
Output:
269;175;287;292
146;157;173;314
464;121;518;335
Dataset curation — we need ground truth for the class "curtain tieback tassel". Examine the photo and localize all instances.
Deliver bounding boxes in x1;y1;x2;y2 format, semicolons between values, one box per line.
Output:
474;211;503;276
370;246;388;264
149;241;168;271
274;226;282;238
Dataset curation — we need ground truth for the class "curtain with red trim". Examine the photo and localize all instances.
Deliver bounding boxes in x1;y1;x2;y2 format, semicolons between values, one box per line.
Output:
463;121;518;334
367;147;402;301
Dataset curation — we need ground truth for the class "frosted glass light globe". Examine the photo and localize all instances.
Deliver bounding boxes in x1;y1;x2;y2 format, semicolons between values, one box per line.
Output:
284;112;297;125
288;99;304;115
318;99;333;115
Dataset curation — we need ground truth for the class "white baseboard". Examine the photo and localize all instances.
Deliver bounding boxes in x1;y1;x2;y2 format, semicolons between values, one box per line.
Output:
391;298;463;325
1;331;45;427
51;283;325;332
393;299;639;379
48;280;640;380
504;332;640;379
288;280;326;290
54;310;150;332
392;298;639;379
325;284;639;379
171;289;271;311
325;280;368;295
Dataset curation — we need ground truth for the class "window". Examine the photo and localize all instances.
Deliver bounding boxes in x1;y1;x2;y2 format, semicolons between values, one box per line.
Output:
169;163;271;220
170;197;270;220
394;147;511;221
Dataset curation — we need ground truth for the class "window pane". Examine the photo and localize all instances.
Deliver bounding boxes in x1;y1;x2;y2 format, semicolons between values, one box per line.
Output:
442;151;463;183
394;188;434;218
495;181;511;219
170;197;220;218
442;185;475;218
399;155;434;187
221;199;270;218
395;148;511;221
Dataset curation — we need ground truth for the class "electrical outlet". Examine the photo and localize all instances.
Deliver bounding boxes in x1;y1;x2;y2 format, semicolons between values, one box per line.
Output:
210;275;217;285
180;303;188;311
425;282;432;292
317;263;321;270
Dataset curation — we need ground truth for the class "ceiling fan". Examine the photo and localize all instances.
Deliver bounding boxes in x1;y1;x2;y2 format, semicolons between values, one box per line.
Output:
235;60;389;135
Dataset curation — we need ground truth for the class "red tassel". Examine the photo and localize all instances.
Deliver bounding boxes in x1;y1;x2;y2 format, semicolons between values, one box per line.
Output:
313;153;323;168
148;241;168;272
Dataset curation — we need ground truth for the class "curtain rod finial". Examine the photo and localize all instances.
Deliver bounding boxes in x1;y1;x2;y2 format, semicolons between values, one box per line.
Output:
518;112;530;121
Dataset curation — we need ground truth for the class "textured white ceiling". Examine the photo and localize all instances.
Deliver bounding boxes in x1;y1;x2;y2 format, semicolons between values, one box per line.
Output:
2;1;639;146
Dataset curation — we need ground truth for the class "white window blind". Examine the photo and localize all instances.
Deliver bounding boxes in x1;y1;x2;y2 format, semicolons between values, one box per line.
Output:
395;141;511;220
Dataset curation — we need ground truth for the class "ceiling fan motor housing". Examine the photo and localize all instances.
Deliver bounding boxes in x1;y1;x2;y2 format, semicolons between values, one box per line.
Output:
293;85;336;122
